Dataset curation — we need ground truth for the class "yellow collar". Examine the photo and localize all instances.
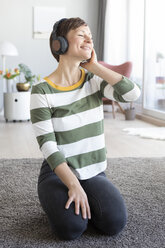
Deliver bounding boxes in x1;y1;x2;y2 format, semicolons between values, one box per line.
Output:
44;68;85;91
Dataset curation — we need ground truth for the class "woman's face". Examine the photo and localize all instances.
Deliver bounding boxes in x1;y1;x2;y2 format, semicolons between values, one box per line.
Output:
66;25;93;61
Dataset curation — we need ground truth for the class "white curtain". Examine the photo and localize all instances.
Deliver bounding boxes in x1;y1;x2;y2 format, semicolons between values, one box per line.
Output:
104;0;128;65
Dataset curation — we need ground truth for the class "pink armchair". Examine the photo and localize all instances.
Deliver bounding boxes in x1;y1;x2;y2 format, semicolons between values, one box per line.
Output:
98;61;133;118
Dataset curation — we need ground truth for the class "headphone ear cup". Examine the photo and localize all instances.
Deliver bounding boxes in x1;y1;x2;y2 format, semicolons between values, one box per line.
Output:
52;38;61;54
52;36;68;55
57;36;68;54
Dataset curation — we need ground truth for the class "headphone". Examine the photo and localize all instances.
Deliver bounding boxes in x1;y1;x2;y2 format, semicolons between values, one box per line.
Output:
51;18;69;55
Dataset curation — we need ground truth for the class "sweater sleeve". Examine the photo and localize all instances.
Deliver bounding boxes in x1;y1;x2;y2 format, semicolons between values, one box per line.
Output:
30;84;66;171
93;74;141;102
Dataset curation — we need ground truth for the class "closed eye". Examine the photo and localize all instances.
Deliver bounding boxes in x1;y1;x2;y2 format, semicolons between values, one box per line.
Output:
78;34;93;39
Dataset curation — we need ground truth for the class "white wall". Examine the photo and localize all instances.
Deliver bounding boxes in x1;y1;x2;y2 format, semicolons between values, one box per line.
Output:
0;0;99;109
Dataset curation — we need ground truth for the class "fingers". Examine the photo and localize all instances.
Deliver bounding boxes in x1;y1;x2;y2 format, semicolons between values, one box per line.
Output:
86;202;91;219
76;200;91;219
80;202;86;219
65;196;91;219
73;200;79;216
65;197;73;209
80;201;91;219
80;49;97;70
90;48;97;62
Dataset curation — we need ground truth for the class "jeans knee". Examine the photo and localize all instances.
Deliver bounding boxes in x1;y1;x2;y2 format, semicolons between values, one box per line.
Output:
55;218;88;240
103;209;127;236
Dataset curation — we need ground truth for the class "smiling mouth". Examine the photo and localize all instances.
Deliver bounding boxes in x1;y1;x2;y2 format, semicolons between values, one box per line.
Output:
81;46;91;51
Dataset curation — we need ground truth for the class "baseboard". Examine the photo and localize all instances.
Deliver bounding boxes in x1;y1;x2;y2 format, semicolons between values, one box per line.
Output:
136;113;165;127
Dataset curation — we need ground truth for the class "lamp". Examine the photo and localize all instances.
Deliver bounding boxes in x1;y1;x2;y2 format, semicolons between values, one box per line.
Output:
0;41;18;112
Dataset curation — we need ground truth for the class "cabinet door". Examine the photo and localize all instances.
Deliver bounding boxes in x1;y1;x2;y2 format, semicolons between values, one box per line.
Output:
4;92;30;121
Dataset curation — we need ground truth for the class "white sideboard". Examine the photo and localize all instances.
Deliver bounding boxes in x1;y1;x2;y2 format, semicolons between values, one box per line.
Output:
4;92;30;122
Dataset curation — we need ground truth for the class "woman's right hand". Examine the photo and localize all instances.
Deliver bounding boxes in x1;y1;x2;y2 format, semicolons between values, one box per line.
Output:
54;162;91;219
65;184;91;220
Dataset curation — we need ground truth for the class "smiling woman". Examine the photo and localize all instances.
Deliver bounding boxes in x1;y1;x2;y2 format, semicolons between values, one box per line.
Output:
63;25;93;67
30;17;140;240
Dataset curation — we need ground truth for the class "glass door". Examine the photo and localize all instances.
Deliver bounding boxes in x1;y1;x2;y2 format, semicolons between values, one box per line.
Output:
143;0;165;120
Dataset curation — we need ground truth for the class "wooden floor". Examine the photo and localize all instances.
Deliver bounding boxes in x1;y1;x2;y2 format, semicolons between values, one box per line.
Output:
0;112;164;159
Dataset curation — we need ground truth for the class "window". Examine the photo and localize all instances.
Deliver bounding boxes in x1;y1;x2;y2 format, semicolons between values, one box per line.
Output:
128;0;165;119
143;0;165;119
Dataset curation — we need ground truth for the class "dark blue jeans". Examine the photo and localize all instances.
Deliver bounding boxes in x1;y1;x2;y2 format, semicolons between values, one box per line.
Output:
38;160;127;240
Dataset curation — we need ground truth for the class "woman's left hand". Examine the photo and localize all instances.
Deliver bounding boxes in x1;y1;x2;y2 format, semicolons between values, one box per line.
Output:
80;48;98;71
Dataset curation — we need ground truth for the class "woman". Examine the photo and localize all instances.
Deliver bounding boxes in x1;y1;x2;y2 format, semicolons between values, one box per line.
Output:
30;17;140;240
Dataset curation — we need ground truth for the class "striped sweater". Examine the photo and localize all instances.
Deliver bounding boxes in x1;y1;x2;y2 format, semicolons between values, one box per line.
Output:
30;68;140;180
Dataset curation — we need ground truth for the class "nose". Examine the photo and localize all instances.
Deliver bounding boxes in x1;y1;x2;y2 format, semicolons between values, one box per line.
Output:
85;36;92;43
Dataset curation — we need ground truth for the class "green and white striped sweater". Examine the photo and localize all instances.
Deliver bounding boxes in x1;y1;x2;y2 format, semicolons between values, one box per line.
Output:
30;68;140;180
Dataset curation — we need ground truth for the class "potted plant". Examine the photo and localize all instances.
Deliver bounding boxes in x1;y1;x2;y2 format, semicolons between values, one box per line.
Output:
16;63;36;91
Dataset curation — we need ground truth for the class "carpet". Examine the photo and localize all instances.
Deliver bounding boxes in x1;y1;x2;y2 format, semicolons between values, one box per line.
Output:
0;158;165;248
123;127;165;140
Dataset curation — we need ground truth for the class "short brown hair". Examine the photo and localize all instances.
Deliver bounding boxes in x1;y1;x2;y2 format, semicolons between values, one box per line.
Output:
50;17;87;62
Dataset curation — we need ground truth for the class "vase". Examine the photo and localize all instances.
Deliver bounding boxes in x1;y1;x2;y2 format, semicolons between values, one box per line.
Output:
16;82;31;91
6;79;14;93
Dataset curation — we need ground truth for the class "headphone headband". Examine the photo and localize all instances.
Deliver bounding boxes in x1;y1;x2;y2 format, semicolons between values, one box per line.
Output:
52;18;68;40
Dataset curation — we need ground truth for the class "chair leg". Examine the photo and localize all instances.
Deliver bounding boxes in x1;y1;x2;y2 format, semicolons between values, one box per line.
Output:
112;100;115;119
115;102;125;115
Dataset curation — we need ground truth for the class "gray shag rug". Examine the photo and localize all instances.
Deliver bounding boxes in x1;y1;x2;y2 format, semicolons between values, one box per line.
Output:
0;157;165;248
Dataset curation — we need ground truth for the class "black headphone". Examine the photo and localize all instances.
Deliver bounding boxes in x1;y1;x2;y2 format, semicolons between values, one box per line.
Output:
51;18;69;55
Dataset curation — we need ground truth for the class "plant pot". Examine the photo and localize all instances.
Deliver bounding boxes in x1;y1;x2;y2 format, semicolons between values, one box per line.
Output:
125;108;136;120
16;82;30;92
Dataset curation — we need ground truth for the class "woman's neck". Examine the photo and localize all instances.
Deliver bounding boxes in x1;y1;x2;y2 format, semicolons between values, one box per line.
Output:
48;58;82;87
